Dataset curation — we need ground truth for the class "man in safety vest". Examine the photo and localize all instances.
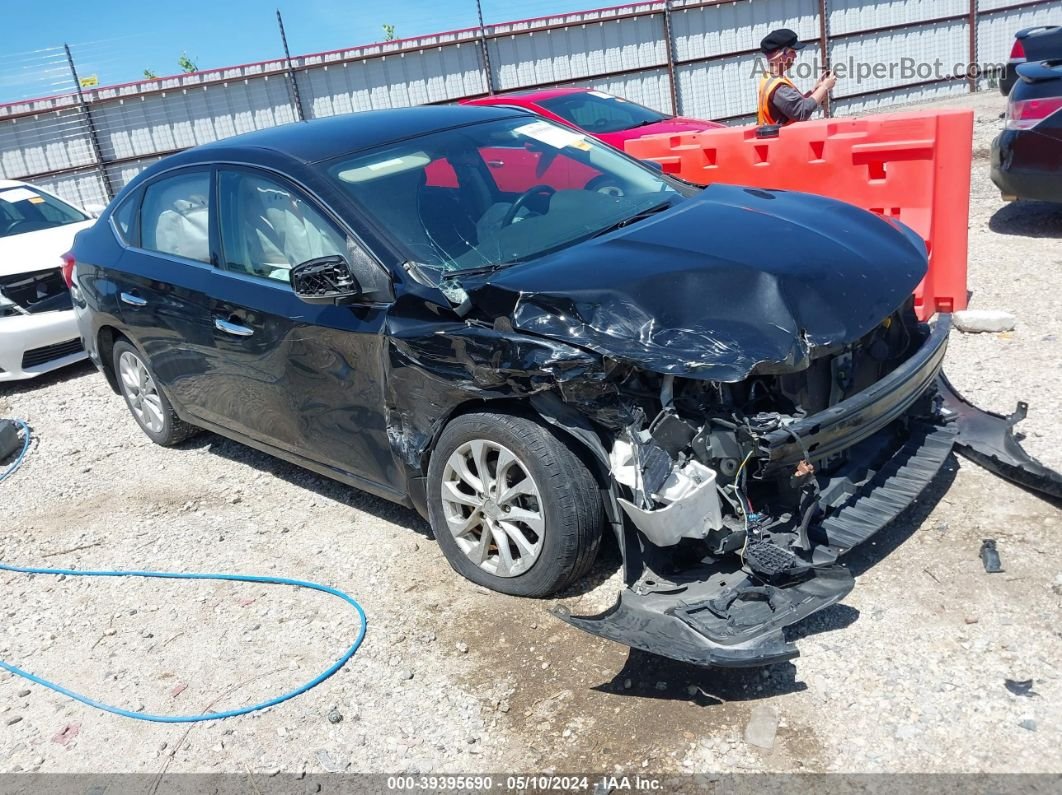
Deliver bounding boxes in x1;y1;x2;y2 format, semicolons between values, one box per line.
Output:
757;28;837;126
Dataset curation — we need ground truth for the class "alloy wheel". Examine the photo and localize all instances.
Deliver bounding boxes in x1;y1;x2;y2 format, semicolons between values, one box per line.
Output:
118;350;165;434
439;439;545;577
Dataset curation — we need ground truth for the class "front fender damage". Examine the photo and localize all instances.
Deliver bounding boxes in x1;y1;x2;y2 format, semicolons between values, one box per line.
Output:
384;294;1061;668
380;292;622;514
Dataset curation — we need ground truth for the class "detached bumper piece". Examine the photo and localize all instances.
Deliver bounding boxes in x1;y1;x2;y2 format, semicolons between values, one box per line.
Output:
554;566;853;667
940;374;1062;501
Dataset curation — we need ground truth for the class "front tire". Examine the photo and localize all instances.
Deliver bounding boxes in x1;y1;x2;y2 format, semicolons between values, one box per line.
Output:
112;340;198;446
427;412;603;597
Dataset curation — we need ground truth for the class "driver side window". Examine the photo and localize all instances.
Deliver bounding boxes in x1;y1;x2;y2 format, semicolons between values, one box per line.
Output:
218;169;347;283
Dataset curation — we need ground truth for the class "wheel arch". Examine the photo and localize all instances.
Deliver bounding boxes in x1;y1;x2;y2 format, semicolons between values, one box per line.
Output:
95;324;129;395
407;394;616;520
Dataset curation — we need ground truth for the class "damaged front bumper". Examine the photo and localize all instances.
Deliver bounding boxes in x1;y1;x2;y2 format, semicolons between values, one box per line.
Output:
554;315;1062;667
557;566;854;667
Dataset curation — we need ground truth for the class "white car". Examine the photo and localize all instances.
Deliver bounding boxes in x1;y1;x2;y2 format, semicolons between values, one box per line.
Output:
0;179;100;382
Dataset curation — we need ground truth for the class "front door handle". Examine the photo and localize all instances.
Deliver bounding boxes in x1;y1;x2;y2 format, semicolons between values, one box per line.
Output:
214;317;254;337
120;291;147;307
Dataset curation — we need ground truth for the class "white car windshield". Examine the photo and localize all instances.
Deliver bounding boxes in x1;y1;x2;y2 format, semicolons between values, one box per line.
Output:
0;186;88;238
326;117;688;274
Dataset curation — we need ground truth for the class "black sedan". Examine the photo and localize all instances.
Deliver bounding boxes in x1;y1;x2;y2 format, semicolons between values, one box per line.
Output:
69;105;1062;667
999;25;1061;96
992;59;1062;203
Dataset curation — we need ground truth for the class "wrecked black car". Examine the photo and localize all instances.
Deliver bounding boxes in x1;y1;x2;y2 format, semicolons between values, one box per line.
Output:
70;106;1062;667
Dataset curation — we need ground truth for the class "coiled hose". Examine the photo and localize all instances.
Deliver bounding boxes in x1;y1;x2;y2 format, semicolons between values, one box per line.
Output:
0;419;367;722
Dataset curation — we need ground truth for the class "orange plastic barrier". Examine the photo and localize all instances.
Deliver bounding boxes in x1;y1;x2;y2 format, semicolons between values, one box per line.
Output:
625;110;974;320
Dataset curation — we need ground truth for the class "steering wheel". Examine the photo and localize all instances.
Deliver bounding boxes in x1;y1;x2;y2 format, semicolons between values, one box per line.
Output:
501;184;556;227
0;219;32;237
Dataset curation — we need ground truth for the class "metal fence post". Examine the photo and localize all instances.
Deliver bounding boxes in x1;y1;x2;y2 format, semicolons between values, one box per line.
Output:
968;0;978;93
818;0;831;118
64;43;114;201
662;0;681;115
475;0;496;95
277;9;307;120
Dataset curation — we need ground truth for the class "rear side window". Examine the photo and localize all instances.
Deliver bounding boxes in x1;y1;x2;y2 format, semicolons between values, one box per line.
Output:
140;171;211;263
111;189;140;245
217;169;347;283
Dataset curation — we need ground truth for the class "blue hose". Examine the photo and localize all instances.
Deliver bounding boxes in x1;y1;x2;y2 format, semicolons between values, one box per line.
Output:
0;565;367;723
0;421;367;723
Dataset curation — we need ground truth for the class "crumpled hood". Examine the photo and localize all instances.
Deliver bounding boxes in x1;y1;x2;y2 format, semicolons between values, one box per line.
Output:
468;184;928;382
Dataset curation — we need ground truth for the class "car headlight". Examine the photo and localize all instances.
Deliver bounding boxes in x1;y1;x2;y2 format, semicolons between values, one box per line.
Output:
0;291;27;318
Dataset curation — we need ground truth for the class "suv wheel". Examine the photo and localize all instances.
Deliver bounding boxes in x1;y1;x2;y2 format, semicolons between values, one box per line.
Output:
427;412;603;597
112;340;198;446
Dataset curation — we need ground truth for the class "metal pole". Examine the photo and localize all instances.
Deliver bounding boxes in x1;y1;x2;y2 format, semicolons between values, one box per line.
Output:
968;0;978;93
817;0;831;118
661;1;681;115
64;43;114;201
475;0;496;95
277;9;306;120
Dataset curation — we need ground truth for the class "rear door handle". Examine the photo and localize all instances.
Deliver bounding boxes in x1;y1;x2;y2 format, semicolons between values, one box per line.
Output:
214;317;254;337
120;291;147;307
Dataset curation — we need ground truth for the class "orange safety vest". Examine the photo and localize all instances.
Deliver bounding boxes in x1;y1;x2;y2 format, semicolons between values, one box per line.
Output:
757;74;799;126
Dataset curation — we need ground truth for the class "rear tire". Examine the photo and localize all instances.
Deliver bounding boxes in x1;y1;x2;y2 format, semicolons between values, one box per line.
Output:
112;340;198;447
427;412;603;597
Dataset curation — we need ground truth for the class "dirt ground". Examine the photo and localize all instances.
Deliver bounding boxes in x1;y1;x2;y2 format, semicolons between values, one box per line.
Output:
1;90;1061;778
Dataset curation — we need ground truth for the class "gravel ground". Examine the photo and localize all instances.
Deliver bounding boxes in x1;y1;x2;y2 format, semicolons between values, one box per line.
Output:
1;90;1060;777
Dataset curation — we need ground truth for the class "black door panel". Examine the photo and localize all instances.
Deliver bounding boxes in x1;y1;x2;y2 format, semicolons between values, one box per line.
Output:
203;272;396;486
112;248;216;411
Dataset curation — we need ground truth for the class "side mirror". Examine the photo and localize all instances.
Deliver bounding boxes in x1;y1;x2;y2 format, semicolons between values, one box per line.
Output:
291;256;361;305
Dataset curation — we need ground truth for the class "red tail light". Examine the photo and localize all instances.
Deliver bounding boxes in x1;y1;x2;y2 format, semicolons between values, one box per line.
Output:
1010;38;1026;59
60;251;76;288
1006;97;1062;130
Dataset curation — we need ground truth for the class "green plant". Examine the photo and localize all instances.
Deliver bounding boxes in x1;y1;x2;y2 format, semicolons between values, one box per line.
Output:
382;24;396;41
177;52;198;74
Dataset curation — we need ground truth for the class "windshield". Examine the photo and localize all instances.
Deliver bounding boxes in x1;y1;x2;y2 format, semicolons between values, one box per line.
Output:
0;185;88;238
326;116;687;274
538;91;670;134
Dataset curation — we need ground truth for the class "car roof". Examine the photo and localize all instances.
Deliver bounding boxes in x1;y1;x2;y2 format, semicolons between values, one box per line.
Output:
471;87;592;103
188;104;529;164
0;178;30;189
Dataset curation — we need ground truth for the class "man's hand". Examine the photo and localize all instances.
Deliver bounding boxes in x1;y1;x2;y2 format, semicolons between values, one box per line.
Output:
815;70;838;92
807;70;837;111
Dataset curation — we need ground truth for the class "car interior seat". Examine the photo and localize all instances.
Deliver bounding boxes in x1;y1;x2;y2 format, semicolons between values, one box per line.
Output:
148;182;209;262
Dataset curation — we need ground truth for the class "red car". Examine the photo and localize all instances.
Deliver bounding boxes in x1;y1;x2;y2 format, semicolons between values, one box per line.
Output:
461;87;723;150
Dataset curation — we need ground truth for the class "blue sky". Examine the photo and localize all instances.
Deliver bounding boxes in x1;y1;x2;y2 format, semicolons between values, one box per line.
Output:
2;0;594;102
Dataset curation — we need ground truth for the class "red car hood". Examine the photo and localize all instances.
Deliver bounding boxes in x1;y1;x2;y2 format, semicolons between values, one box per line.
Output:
599;117;724;148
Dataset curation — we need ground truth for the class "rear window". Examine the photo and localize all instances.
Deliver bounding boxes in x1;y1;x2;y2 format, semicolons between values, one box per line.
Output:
0;185;88;238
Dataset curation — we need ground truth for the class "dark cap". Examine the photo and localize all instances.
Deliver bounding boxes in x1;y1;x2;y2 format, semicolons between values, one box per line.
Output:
760;28;806;54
